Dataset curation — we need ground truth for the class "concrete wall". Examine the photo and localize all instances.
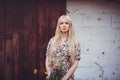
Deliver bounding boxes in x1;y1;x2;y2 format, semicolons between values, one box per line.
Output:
67;0;120;80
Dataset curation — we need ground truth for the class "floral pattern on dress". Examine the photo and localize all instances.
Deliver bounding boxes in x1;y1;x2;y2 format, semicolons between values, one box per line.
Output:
46;37;81;80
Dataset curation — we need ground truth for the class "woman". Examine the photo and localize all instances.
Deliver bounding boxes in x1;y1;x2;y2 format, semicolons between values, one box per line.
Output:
45;15;81;80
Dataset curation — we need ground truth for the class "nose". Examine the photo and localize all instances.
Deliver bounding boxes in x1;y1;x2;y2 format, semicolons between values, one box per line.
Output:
62;23;66;27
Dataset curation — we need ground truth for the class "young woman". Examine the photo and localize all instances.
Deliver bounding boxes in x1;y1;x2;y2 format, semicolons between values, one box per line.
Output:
45;15;81;80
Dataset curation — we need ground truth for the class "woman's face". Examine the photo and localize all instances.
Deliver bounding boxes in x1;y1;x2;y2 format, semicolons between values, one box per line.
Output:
59;18;70;33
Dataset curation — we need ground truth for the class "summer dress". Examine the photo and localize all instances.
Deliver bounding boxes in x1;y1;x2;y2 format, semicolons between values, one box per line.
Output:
46;37;81;80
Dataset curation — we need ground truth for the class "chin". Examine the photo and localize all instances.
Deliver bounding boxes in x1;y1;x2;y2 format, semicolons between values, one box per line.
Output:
62;31;68;33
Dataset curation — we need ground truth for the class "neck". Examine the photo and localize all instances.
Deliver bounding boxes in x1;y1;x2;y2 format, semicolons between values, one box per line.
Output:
61;32;68;41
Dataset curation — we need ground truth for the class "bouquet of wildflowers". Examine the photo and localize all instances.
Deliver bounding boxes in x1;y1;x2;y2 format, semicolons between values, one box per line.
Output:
45;61;64;80
45;45;70;80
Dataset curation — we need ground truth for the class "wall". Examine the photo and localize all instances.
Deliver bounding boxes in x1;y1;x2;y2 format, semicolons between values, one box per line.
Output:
0;0;66;80
67;0;120;80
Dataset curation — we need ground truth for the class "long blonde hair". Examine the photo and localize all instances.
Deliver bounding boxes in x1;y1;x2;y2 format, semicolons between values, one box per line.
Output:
50;15;76;64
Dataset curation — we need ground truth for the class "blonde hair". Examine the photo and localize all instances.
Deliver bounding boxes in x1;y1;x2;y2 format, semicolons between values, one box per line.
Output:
50;15;76;64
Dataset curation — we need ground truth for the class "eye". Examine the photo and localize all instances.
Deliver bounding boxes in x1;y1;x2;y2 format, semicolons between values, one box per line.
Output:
65;22;69;24
60;22;63;25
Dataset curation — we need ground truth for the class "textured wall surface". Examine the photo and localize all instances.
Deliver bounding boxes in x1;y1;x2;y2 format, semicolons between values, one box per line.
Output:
0;0;66;80
67;0;120;80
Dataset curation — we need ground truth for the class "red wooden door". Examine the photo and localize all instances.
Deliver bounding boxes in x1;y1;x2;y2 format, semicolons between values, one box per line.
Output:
0;0;66;80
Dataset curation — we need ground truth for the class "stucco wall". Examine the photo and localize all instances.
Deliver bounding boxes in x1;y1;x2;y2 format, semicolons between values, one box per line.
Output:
67;0;120;80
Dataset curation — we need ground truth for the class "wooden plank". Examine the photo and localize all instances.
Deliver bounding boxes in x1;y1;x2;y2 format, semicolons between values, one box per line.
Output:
0;1;5;80
0;0;66;80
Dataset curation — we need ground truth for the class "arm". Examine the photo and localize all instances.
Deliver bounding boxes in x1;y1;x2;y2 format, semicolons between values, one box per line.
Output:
45;56;51;77
62;40;81;80
61;60;79;80
45;38;53;77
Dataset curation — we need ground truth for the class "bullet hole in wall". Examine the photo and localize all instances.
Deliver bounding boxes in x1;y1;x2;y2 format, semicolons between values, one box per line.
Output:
115;36;117;39
102;11;105;14
98;18;100;21
74;10;76;13
66;10;70;13
118;46;120;49
99;74;102;78
98;56;100;59
87;16;90;19
112;41;115;43
112;72;115;75
114;21;116;23
98;17;102;21
76;9;78;11
116;68;118;70
86;49;89;51
102;52;105;55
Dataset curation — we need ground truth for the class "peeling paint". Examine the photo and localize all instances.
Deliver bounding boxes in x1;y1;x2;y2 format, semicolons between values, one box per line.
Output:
94;62;104;80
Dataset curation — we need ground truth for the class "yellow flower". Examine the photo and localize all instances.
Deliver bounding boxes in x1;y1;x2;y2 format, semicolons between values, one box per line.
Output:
45;71;48;75
33;69;37;74
51;61;57;67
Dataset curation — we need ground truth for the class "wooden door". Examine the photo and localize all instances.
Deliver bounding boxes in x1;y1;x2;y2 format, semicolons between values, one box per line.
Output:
0;0;66;80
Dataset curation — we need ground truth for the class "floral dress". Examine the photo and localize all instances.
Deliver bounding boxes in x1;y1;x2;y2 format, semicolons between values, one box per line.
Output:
46;37;81;80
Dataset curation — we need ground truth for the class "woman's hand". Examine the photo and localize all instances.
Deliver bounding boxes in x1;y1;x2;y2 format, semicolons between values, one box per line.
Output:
46;73;51;79
48;72;51;77
61;76;68;80
61;60;79;80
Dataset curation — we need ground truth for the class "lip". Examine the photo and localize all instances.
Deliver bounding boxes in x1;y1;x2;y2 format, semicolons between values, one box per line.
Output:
62;28;66;30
